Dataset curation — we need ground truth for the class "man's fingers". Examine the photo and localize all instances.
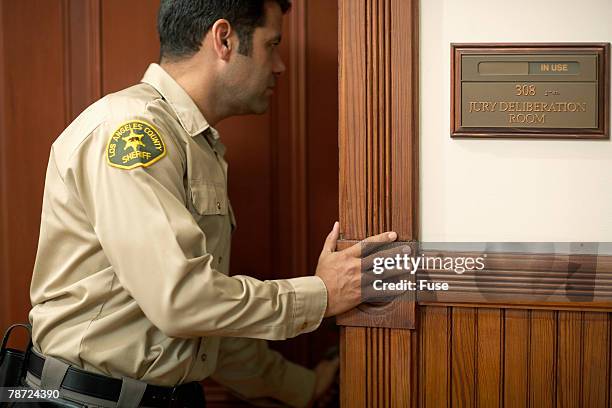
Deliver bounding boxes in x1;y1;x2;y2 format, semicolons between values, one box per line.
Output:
343;231;398;258
362;231;398;243
321;221;340;254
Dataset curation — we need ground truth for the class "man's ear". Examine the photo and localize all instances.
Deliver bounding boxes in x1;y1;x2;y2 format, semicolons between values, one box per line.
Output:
211;19;233;61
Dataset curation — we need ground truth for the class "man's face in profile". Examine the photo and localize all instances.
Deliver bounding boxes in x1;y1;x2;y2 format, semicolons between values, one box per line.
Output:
224;1;286;115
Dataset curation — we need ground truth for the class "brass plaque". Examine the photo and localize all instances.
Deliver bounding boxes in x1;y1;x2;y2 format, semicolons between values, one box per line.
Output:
451;44;610;139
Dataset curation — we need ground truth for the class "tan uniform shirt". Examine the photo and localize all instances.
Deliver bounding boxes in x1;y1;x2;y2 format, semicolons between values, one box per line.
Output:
29;63;328;407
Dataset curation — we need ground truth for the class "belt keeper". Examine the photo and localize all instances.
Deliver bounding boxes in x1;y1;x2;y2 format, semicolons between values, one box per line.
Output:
40;356;69;391
117;376;147;408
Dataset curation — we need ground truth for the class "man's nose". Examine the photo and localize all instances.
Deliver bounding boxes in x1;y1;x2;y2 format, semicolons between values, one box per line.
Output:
273;56;286;75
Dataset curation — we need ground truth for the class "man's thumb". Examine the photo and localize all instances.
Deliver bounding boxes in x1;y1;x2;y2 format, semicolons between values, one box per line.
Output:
321;221;340;254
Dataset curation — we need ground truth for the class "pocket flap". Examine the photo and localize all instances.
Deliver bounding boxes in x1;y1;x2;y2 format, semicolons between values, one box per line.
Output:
190;181;228;215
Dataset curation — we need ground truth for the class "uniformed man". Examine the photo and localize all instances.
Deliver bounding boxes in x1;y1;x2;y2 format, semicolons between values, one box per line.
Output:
25;1;398;407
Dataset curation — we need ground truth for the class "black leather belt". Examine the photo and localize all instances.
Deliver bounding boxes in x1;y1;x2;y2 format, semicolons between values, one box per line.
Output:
27;351;201;407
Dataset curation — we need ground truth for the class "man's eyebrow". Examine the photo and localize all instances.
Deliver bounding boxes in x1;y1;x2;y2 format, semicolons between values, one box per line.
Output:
269;34;282;43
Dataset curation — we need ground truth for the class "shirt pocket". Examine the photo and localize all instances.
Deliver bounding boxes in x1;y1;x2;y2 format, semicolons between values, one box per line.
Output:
190;180;228;216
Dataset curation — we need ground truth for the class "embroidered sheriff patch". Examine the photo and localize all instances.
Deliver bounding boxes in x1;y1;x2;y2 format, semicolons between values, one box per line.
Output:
106;120;166;170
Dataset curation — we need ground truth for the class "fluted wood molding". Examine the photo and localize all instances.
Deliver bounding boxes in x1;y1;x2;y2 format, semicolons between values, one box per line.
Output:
337;0;420;406
337;0;419;329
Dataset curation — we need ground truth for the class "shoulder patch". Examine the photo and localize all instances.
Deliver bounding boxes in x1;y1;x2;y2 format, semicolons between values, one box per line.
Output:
106;120;166;170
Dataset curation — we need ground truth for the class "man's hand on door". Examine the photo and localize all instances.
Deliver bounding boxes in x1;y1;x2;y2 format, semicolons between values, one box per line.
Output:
315;222;400;317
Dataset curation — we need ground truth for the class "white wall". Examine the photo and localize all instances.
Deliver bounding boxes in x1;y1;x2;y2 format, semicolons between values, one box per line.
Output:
420;0;612;242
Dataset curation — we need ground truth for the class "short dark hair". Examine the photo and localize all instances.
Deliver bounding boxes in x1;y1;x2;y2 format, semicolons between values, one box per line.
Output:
158;0;291;60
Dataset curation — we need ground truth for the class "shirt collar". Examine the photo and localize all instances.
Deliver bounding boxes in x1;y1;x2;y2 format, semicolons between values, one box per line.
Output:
141;63;212;138
205;127;225;155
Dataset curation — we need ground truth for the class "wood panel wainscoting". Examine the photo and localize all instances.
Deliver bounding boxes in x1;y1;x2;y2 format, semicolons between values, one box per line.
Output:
418;252;612;406
336;0;612;407
336;250;612;406
420;306;610;407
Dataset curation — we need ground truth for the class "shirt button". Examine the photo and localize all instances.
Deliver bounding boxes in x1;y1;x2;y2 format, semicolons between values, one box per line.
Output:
201;354;207;362
216;202;221;210
301;322;308;330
